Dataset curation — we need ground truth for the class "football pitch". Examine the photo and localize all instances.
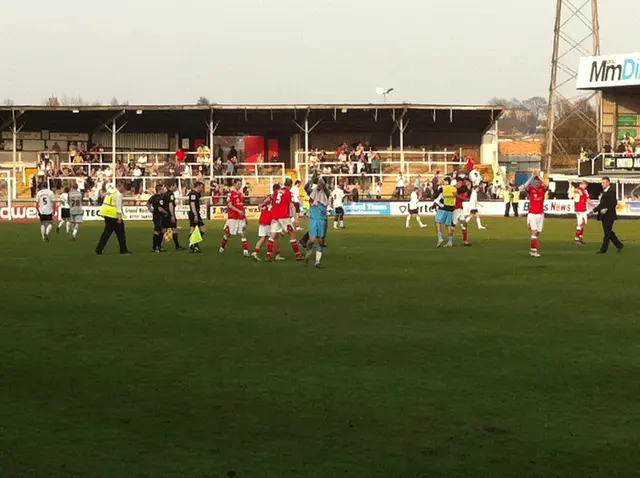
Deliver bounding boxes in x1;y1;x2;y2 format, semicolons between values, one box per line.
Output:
1;217;640;477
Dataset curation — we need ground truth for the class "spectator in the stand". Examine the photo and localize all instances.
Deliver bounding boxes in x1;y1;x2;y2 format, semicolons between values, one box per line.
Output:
76;174;86;196
624;133;636;147
413;175;421;190
616;143;626;154
175;148;187;163
465;156;475;171
137;154;148;176
215;144;224;161
211;183;222;204
395;173;405;199
423;182;434;200
225;158;235;186
432;171;441;192
228;145;238;161
370;151;380;175
375;182;382;200
604;142;612;154
133;166;142;194
351;184;360;203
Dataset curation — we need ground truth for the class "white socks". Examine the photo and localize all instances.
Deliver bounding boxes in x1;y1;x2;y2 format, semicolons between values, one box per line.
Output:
315;247;322;265
66;222;71;234
40;225;46;239
405;216;411;227
45;224;52;236
476;217;483;228
72;224;79;238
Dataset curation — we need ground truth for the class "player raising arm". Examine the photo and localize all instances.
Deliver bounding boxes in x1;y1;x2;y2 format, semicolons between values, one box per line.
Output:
304;176;329;268
520;170;547;257
573;180;590;245
220;179;250;256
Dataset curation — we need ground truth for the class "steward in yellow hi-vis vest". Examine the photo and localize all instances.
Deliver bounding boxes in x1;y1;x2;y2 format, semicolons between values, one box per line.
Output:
433;177;457;247
504;183;520;218
95;183;131;255
99;188;118;218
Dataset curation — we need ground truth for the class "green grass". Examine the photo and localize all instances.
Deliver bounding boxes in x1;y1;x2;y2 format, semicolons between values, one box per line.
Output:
1;217;640;477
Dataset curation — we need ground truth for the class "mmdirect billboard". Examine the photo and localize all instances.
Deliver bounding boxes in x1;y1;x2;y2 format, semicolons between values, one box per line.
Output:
577;53;640;89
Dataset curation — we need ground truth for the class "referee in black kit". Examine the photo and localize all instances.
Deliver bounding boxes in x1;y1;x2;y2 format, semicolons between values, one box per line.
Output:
96;182;131;255
593;176;624;254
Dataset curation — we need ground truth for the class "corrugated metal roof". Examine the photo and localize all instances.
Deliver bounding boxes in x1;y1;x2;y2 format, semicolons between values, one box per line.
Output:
0;103;503;113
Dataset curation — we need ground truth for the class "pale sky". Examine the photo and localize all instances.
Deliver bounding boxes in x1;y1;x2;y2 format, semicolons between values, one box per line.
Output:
2;0;638;106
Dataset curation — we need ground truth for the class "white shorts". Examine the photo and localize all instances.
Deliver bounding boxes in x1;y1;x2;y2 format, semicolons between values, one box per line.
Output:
576;211;588;226
527;213;544;233
452;209;465;225
270;218;294;235
71;214;83;224
258;224;271;237
224;218;247;236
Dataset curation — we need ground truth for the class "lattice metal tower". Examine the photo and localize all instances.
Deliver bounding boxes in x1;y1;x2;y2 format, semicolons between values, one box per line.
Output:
545;0;601;171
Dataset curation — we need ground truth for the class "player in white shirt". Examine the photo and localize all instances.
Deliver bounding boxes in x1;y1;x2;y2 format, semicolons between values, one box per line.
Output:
291;180;302;231
465;185;486;230
35;183;55;242
331;184;346;229
57;187;71;235
68;183;84;241
405;187;427;228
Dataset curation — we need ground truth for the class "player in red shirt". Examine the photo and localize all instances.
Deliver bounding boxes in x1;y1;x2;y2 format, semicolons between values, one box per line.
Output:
573;180;590;245
251;185;282;261
521;170;548;257
265;178;303;261
219;179;250;256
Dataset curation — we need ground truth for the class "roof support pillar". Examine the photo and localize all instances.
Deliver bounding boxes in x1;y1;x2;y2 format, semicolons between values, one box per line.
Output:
11;110;26;190
293;113;321;175
395;109;408;173
207;109;219;149
104;113;127;175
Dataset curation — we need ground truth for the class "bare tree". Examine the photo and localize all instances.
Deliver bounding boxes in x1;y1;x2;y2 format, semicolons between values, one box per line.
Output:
59;95;91;106
110;96;120;106
2;98;15;106
197;96;211;105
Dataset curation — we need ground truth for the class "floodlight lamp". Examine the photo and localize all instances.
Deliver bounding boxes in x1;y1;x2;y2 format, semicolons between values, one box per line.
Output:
72;109;80;114
375;87;384;95
136;110;143;115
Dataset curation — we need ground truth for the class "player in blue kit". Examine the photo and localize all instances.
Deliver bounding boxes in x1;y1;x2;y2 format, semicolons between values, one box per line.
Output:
303;174;329;268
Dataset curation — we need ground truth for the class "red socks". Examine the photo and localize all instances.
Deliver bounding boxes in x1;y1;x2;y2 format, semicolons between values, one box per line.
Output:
266;238;274;259
290;239;302;257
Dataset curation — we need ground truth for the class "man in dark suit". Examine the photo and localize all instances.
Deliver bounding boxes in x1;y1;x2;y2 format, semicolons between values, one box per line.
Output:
593;177;624;254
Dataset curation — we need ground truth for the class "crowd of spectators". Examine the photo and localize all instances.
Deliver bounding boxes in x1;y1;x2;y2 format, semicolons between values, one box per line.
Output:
32;142;281;200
